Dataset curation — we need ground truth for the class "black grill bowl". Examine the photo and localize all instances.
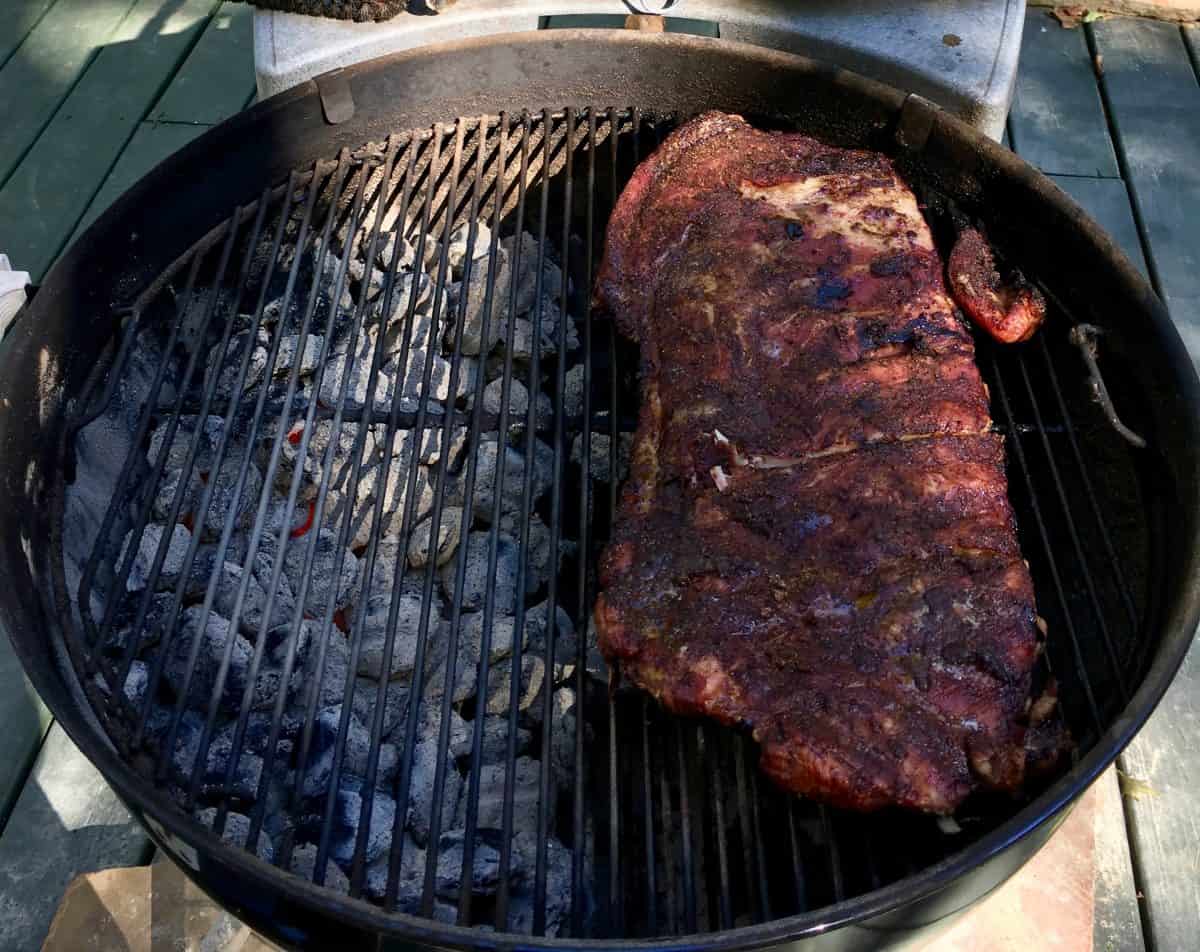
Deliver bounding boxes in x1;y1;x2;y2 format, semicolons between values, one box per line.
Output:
1;31;1198;952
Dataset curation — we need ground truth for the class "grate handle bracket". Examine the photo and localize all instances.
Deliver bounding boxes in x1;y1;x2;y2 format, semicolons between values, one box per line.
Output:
316;69;355;125
1069;323;1147;449
895;93;939;153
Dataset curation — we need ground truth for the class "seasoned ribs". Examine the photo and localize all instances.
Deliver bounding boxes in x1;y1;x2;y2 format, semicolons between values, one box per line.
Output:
593;113;1039;814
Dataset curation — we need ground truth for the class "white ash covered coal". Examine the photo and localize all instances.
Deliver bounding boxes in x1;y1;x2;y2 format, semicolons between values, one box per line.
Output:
67;208;603;937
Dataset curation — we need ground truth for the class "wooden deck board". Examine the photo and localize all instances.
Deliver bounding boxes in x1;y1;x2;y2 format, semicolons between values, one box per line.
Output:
151;1;254;125
0;637;52;832
1049;175;1149;278
0;0;59;70
0;0;139;187
1092;18;1200;355
1010;9;1120;177
1093;767;1147;952
1117;646;1200;952
0;0;216;281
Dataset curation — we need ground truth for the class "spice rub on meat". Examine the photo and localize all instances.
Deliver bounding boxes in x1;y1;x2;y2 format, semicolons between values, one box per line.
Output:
592;112;1040;814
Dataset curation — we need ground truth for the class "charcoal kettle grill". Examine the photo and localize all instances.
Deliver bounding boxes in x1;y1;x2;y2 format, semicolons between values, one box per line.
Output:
1;27;1199;952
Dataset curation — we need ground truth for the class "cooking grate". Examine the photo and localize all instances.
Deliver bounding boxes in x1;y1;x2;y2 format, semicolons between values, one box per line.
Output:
63;107;1154;939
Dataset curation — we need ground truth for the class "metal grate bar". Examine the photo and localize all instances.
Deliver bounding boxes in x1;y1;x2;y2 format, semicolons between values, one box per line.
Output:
732;735;763;921
131;169;324;754
328;124;464;890
91;232;241;674
78;248;211;661
412;115;505;918
305;142;399;863
576;107;603;939
196;167;366;824
276;134;432;879
406;116;477;913
607;107;628;938
279;140;421;878
490;110;540;933
250;140;422;860
639;700;659;935
529;105;575;936
988;354;1106;734
253;145;399;857
656;726;680;934
197;150;390;824
68;306;147;437
325;119;450;903
1015;353;1131;703
786;800;808;911
744;751;772;920
673;718;698;933
708;726;734;930
820;806;845;902
1035;334;1141;634
267;141;406;857
450;113;517;923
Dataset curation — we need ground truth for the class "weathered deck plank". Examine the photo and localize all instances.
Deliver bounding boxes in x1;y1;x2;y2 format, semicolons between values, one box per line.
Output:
0;724;151;950
69;0;252;250
0;0;138;186
151;1;255;125
0;637;52;831
1117;645;1200;952
0;0;216;281
1092;18;1200;354
1093;767;1147;952
1010;8;1120;177
0;0;59;70
1049;175;1148;278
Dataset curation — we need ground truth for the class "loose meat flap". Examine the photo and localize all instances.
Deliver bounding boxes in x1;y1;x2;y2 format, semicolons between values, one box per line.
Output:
592;112;1039;814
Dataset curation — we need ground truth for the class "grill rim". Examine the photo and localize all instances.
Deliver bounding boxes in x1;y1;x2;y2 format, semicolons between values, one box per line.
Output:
4;30;1200;950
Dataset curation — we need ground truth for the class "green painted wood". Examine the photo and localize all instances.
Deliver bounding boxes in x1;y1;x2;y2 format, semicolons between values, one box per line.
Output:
1093;18;1200;358
1010;9;1118;178
0;0;138;187
0;0;218;281
0;0;59;70
1049;174;1148;279
0;724;151;949
71;120;208;244
151;1;254;126
0;636;52;832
